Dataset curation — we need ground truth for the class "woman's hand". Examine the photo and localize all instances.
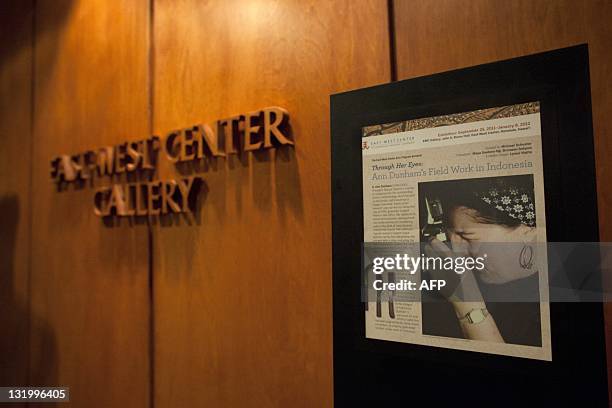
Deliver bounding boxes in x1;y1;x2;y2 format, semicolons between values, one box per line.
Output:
422;238;484;303
423;238;504;343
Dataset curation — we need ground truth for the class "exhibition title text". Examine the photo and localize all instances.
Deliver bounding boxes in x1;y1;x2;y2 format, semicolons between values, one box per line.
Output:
370;160;533;181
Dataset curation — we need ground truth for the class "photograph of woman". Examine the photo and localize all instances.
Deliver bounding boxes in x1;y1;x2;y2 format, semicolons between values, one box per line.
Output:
419;174;543;347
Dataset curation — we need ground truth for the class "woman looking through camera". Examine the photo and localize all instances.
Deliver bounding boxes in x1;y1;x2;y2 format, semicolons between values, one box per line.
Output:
421;176;542;346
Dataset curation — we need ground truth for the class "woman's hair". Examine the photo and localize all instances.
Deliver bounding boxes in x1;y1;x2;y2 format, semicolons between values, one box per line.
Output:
443;189;522;229
422;175;535;229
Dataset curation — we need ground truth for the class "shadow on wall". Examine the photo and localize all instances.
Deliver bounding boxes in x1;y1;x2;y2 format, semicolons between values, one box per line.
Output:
0;196;58;402
0;0;72;68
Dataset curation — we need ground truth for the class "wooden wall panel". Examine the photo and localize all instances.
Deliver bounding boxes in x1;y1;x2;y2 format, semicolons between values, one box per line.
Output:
0;0;33;392
30;1;151;406
393;0;612;397
152;1;390;406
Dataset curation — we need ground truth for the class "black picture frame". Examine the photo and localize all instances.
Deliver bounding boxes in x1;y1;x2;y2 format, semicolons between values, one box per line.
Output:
331;45;607;407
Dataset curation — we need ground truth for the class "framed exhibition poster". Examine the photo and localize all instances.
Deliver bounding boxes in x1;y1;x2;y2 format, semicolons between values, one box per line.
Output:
331;45;608;406
361;102;551;361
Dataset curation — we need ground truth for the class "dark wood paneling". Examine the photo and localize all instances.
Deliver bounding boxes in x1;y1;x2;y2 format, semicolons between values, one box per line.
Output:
30;1;151;406
393;0;612;398
0;1;33;395
152;0;390;406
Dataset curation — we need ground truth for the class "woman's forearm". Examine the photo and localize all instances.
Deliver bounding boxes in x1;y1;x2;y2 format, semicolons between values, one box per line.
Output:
452;301;505;343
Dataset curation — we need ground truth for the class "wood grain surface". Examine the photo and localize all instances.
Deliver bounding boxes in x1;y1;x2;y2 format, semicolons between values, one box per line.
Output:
29;1;151;406
0;1;33;397
151;1;389;406
393;0;612;397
